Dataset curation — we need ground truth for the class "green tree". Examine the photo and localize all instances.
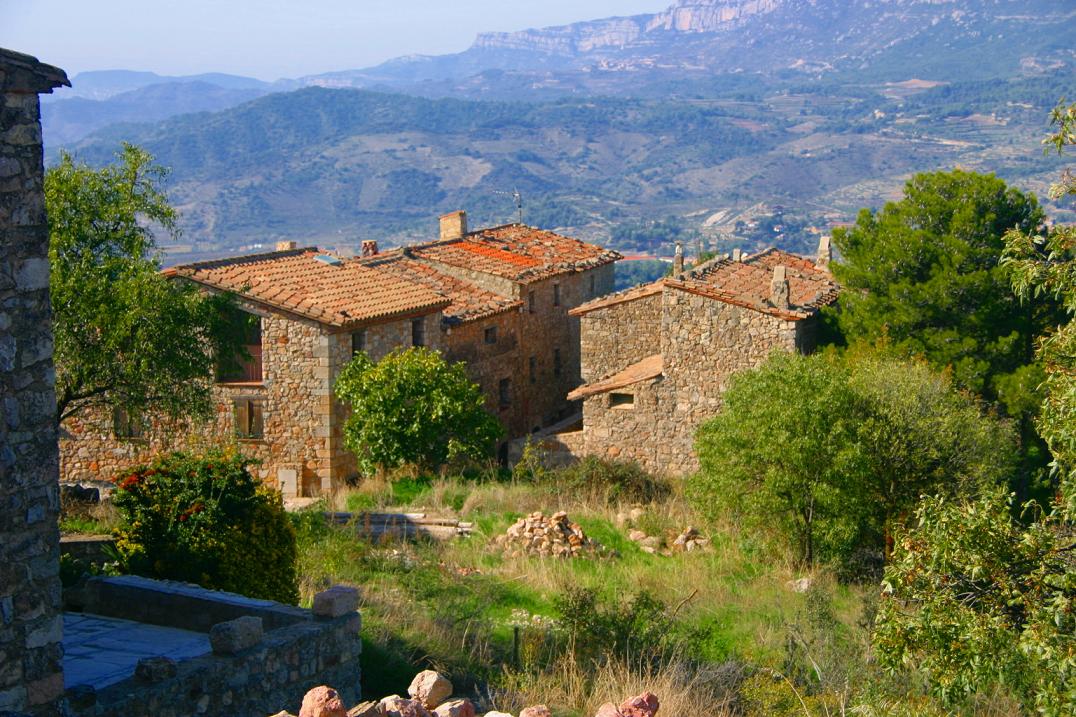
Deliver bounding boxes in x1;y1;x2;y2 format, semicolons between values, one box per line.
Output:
692;352;1012;568
334;347;503;475
828;169;1060;497
1003;102;1076;511
47;144;239;423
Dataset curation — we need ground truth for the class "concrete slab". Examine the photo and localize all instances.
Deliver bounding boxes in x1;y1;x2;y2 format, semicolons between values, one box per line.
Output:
62;613;210;690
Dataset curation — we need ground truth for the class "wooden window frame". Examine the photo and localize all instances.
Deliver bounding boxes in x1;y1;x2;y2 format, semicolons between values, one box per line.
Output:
234;398;265;440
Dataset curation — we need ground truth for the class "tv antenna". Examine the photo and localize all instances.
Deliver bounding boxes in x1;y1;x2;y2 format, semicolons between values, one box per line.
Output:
494;188;523;224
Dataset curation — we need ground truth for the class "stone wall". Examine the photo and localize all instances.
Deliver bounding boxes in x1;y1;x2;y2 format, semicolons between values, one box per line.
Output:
442;308;523;437
0;49;68;717
578;290;662;384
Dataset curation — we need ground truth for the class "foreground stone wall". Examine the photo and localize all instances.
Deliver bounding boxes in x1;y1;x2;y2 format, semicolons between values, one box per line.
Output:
0;48;68;717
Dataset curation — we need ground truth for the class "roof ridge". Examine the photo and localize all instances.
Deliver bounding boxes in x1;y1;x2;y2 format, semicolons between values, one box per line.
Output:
168;246;316;273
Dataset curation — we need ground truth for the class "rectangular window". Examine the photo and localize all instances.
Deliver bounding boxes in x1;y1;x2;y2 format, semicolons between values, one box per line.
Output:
610;392;635;409
499;378;511;408
351;329;366;356
553;283;561;307
234;398;265;440
553;348;562;378
529;355;537;384
589;274;596;297
112;406;147;440
217;311;262;383
528;291;536;314
484;326;497;344
412;318;425;347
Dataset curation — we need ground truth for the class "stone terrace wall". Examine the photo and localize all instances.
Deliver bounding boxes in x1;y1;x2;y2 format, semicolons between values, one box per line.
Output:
578;291;662;384
0;49;67;716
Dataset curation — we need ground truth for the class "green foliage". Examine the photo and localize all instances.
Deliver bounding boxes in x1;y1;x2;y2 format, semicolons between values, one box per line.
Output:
334;347;503;475
693;352;1013;569
554;587;674;664
874;491;1076;714
556;456;672;506
829;169;1056;408
613;260;670;291
46;144;241;423
1003;102;1076;512
111;450;299;604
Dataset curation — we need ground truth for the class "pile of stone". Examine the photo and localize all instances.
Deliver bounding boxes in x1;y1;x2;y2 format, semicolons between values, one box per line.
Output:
493;511;607;558
626;526;709;556
278;680;659;717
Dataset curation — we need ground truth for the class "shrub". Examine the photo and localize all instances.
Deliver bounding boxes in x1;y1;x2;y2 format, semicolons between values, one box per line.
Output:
556;456;672;505
111;450;299;604
555;587;675;664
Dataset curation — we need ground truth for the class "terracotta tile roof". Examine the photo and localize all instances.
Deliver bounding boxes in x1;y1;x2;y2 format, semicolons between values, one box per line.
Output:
166;248;450;327
666;249;839;321
569;280;666;316
567;354;663;400
359;251;521;324
413;223;621;283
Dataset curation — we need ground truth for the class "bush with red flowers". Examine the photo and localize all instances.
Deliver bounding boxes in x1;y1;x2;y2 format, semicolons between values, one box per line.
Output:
111;450;298;604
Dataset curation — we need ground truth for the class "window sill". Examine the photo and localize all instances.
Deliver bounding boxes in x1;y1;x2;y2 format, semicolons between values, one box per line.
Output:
237;437;266;444
218;381;265;388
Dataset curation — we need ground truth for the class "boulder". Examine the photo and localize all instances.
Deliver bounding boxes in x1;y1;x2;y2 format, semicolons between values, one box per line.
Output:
381;696;433;717
786;577;813;593
313;585;360;619
628;530;647;542
483;713;514;717
618;692;659;717
209;615;263;655
407;670;454;709
594;704;621;717
433;699;475;717
519;706;551;717
347;702;383;717
299;686;347;717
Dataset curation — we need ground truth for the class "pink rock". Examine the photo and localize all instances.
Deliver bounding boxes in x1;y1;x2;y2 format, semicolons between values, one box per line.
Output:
300;686;348;717
381;696;433;717
433;699;476;717
519;707;551;717
594;704;621;717
408;670;454;709
618;692;659;717
348;702;383;717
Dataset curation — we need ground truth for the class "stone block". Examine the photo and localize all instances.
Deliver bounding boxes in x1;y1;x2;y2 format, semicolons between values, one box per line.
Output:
135;656;178;683
210;615;263;654
408;670;453;709
313;585;359;619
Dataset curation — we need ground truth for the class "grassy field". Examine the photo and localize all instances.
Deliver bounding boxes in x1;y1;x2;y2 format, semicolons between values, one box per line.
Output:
292;466;875;715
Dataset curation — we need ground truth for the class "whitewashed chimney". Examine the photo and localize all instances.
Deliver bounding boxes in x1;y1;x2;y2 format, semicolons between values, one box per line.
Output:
276;240;297;251
770;265;790;310
732;247;743;262
673;241;684;274
361;240;379;257
817;235;832;269
439;210;468;241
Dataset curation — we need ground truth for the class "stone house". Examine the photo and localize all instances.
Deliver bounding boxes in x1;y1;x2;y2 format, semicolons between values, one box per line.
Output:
1;48;69;716
59;212;618;494
562;243;838;476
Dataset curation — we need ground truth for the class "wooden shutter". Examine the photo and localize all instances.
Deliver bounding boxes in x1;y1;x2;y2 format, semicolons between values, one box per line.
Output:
251;400;264;439
235;399;250;438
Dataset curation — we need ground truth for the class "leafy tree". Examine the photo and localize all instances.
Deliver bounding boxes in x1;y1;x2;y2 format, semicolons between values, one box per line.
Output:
692;352;1012;568
874;103;1076;717
334;347;503;475
46;144;239;424
828;169;1061;497
1003;101;1076;511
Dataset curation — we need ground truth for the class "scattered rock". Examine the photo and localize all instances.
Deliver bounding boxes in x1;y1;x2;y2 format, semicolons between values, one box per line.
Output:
787;577;813;593
433;699;475;717
347;702;383;717
520;706;551;717
381;696;432;717
408;670;454;710
483;712;514;717
209;615;263;655
629;508;646;521
134;656;176;683
300;686;347;717
594;704;621;717
670;527;708;553
493;511;609;558
618;691;659;717
628;529;647;542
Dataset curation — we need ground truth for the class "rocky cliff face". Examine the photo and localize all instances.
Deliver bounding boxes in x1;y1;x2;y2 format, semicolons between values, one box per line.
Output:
645;0;785;33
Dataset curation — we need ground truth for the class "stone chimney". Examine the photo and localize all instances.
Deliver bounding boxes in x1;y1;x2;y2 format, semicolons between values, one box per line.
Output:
361;240;379;257
276;240;297;251
673;242;684;274
770;265;790;310
439;210;468;241
732;248;743;262
817;235;832;270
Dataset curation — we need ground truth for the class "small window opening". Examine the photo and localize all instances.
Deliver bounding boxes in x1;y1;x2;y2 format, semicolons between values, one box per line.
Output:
589;274;596;296
499;378;511;408
412;318;425;347
553;348;562;377
529;355;537;384
351;329;366;356
484;326;497;344
528;291;536;314
553;283;561;307
234;398;265;439
610;392;635;409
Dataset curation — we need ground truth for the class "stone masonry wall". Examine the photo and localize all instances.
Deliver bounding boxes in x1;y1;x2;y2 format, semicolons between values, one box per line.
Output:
442;309;523;437
578;291;662;384
0;51;67;716
579;288;805;476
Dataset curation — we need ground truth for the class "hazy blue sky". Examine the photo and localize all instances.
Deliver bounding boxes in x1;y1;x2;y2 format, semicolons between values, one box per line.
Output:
1;1;671;80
